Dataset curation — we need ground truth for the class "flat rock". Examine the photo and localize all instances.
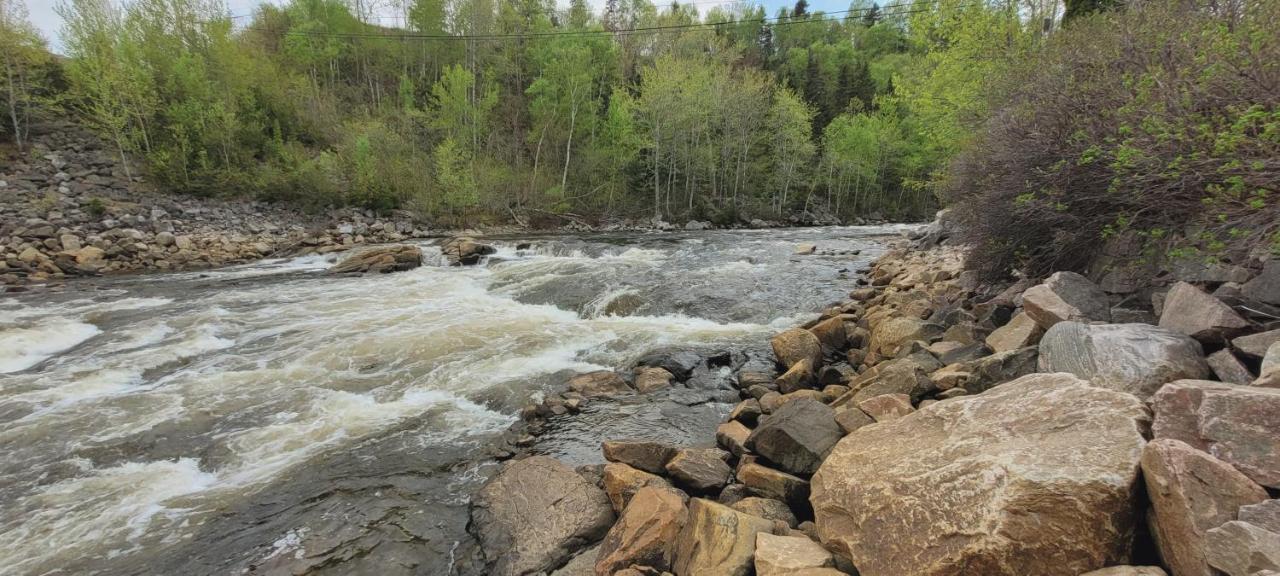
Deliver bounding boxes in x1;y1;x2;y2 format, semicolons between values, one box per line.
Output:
664;448;732;494
811;373;1150;576
1141;438;1268;576
1151;380;1280;488
594;486;688;576
754;533;835;576
671;498;776;576
745;398;842;476
1204;521;1280;575
731;497;797;528
1159;282;1249;343
470;456;616;576
738;462;810;509
1021;271;1111;328
1039;322;1210;398
570;371;633;397
984;311;1043;353
856;393;914;422
329;244;422;274
772;328;823;370
602;441;677;475
603;462;671;514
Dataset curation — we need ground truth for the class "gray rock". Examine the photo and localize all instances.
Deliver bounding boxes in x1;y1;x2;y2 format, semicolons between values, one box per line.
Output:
1039;322;1210;398
1204;521;1280;576
1206;349;1255;385
1022;271;1111;328
746;398;842;476
1159;281;1249;343
1239;500;1280;532
1242;260;1280;306
602;440;677;475
1233;329;1280;360
665;448;732;493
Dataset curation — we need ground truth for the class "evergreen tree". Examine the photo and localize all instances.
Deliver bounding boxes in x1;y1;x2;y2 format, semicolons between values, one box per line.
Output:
862;2;880;25
793;0;808;18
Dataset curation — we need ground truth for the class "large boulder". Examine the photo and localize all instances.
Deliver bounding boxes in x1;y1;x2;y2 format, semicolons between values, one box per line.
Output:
441;236;495;265
671;498;776;576
984;311;1043;353
1158;282;1250;343
1021;271;1112;328
1039;322;1210;398
664;448;732;494
772;328;823;370
745;398;842;476
603;462;670;513
1151;380;1280;488
594;486;688;575
329;244;422;274
471;456;616;576
810;373;1150;576
1141;438;1268;576
1204;521;1280;575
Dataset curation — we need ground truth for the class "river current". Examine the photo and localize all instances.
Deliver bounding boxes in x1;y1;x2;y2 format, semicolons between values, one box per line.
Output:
0;225;910;575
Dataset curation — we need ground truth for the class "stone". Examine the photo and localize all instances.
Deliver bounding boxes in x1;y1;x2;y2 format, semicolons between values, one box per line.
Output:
758;392;783;413
174;235;194;250
1263;341;1280;378
809;315;850;355
636;350;703;381
1039;322;1210;398
549;545;599;576
603;463;671;514
795;243;817;255
956;347;1039;393
833;406;873;435
856;393;914;422
1241;259;1280;305
869;317;941;357
1021;271;1112;328
1159;281;1250;343
1079;568;1168;576
1141;438;1268;576
775;358;816;394
664;448;732;494
754;533;835;576
594;486;688;576
846;357;936;404
1239;500;1280;532
441;236;495;265
1151;380;1280;488
1206;350;1255;385
470;456;616;576
731;497;797;528
772;328;823;370
930;364;972;390
811;373;1150;576
59;234;81;251
671;498;776;576
1233;329;1280;360
570;371;633;397
715;421;751;457
1204;521;1280;575
18;247;42;263
737;462;810;509
745;398;842;476
729;399;762;426
328;244;422;274
938;341;990;366
984;311;1044;353
602;441;677;475
634;367;674;393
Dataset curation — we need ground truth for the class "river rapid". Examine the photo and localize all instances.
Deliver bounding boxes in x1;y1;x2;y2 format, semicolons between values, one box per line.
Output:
0;225;910;576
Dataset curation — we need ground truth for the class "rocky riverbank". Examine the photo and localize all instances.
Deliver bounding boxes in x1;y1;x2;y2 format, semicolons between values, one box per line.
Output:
463;229;1280;575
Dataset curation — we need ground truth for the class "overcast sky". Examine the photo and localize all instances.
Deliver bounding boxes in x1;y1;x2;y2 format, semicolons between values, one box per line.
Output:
28;0;855;52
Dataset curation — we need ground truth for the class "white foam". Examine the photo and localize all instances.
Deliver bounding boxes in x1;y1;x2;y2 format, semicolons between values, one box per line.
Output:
0;319;101;374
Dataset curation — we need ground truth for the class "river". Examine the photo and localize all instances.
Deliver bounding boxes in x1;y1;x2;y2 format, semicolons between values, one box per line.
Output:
0;225;911;576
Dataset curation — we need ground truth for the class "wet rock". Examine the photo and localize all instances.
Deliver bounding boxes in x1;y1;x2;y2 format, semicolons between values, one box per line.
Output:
1151;380;1280;488
731;497;797;528
1233;329;1280;360
602;441;677;475
471;456;616;576
1206;350;1255;385
833;406;873;434
1079;568;1168;576
795;243;817;255
1241;260;1280;305
570;371;633;397
329;244;422;274
594;486;688;576
441;236;495;265
775;358;816;394
856;393;914;422
634;367;674;393
1039;322;1210;398
811;373;1150;576
754;533;836;576
728;399;762;426
715;421;751;457
746;398;841;476
635;350;703;381
738;462;810;509
984;311;1043;353
772;328;823;370
664;448;732;494
1141;438;1268;576
1021;271;1111;328
1159;282;1250;343
671;498;776;576
603;463;671;514
1204;521;1280;575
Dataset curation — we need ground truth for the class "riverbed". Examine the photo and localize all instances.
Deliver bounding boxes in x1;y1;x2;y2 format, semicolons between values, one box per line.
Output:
0;225;910;575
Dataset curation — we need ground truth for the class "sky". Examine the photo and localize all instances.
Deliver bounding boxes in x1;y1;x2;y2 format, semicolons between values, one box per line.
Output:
27;0;853;53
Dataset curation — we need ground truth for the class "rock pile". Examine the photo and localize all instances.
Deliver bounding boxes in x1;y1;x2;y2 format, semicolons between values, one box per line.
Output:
469;236;1280;576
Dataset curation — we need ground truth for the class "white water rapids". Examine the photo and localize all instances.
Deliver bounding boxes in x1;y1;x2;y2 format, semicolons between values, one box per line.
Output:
0;226;910;575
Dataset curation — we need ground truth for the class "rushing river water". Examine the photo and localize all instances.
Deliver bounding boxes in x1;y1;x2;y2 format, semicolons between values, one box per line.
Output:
0;225;911;576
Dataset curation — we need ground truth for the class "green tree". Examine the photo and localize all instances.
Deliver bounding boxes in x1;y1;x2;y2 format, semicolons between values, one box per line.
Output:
0;0;51;152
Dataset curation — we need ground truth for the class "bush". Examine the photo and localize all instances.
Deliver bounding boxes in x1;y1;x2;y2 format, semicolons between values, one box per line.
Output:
947;0;1280;279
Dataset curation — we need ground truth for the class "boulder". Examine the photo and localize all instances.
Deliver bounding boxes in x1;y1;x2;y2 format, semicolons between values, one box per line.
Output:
772;328;823;370
603;463;671;514
847;357;936;404
1239;500;1280;532
1159;282;1250;343
1039;322;1210;397
602;441;677;475
1151;380;1280;488
471;456;616;576
329;244;422;274
745;398;842;476
671;498;776;576
634;367;674;393
775;359;816;394
984;311;1044;353
635;350;703;381
1141;438;1268;576
550;545;599;576
834;406;873;435
1079;568;1168;576
1206;350;1255;385
1204;521;1280;575
1233;329;1280;360
956;346;1039;393
1021;271;1111;328
1241;259;1280;305
795;243;817;255
729;399;762;426
868;317;941;357
809;315;850;355
857;393;914;422
664;448;732;494
738;462;810;509
715;421;751;457
731;497;797;528
441;236;495;265
811;373;1150;576
594;486;688;576
754;533;836;576
570;371;633;397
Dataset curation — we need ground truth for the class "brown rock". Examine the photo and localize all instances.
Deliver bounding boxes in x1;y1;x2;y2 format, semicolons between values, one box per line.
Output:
772;328;823;370
1239;500;1280;532
745;398;842;476
665;448;732;493
1204;521;1280;576
775;358;816;394
1141;438;1268;576
984;311;1044;353
594;486;688;576
571;371;633;397
716;421;751;458
754;533;835;576
833;406;873;434
634;367;674;393
441;236;496;265
1206;350;1255;385
1159;282;1250;343
869;316;941;357
856;393;914;422
731;497;797;527
729;399;762;426
809;315;850;355
329;244;422;274
671;498;776;576
1079;568;1168;576
847;356;936;404
1151;380;1280;488
811;373;1150;576
930;364;972;390
738;462;810;509
1021;271;1111;328
603;463;671;514
1233;329;1280;360
602;441;677;474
